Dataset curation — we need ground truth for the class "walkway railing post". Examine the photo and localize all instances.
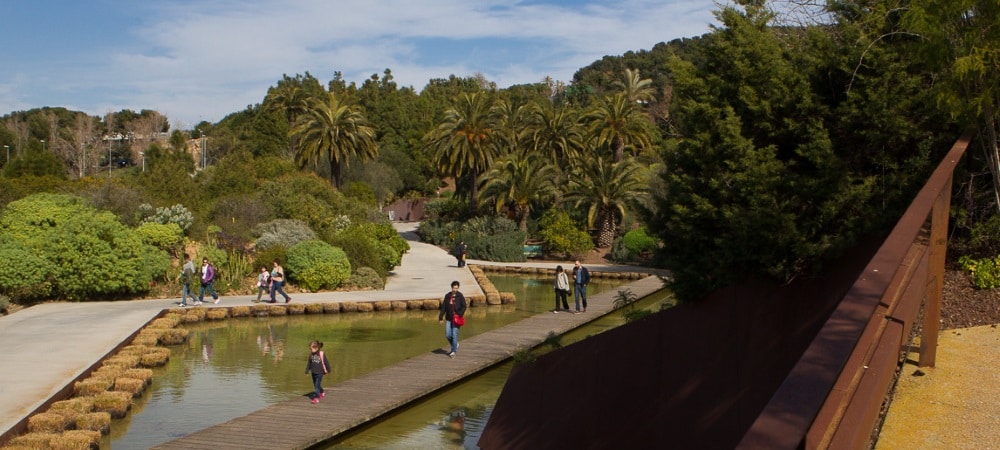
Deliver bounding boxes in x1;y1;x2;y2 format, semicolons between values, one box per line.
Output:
919;171;951;367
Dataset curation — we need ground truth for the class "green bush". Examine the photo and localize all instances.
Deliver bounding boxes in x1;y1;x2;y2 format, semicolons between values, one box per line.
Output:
537;209;594;258
328;230;391;279
135;222;183;253
416;219;461;246
0;193;171;300
285;240;351;291
959;255;1000;289
610;227;658;263
458;216;526;262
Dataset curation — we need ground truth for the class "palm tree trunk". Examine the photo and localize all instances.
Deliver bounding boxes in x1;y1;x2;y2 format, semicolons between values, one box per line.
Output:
597;208;615;247
331;160;343;189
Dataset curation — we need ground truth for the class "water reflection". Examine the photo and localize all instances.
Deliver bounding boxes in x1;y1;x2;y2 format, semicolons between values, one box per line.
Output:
108;275;653;449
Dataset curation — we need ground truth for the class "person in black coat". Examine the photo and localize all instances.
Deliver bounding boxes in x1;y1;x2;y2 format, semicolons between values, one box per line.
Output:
572;260;591;313
438;280;467;357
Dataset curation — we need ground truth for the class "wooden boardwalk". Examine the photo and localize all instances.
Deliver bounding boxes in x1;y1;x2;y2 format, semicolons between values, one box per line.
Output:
154;276;665;450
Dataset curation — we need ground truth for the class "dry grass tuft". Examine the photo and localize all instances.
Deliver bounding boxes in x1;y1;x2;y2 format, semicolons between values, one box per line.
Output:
391;301;409;311
122;368;153;385
206;308;229;320
27;412;72;433
373;301;391;311
130;333;159;347
103;353;141;369
422;299;441;310
8;432;55;448
75;412;111;434
113;377;146;397
499;292;517;304
287;303;306;315
140;347;171;367
73;378;111;397
49;398;94;419
356;302;374;312
322;303;341;313
158;328;189;345
304;303;324;314
148;317;179;329
92;364;128;382
52;429;101;450
92;391;132;419
267;305;287;316
252;304;271;316
340;302;358;313
230;305;251;317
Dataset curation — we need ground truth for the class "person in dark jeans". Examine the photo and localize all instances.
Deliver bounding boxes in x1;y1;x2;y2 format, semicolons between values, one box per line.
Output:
572;260;590;313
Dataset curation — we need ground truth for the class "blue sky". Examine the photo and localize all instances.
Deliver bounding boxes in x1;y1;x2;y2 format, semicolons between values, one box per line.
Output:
0;0;717;128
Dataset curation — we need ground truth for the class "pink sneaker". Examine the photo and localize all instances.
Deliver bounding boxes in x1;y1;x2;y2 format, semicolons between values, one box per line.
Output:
311;398;319;404
320;391;325;398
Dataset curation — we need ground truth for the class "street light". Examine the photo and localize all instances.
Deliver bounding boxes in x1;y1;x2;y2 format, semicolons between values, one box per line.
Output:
40;139;45;152
201;132;207;169
140;151;145;172
4;145;8;164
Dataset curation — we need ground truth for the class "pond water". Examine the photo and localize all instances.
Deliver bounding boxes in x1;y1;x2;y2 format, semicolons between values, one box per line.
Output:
106;275;669;449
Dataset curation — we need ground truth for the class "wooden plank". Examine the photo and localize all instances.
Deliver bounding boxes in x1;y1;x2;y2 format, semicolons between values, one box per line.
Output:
155;276;664;449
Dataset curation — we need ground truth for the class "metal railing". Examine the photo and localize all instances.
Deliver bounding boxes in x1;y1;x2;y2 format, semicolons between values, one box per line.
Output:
737;132;972;448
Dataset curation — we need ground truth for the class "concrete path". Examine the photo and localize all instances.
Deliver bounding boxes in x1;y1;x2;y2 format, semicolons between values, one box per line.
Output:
0;222;657;441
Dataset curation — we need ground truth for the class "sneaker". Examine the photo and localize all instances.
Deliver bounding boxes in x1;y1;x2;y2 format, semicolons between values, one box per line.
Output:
457;342;459;349
311;398;319;404
448;351;456;358
552;310;558;314
214;298;220;304
320;391;325;399
285;297;291;304
179;303;187;307
194;301;203;306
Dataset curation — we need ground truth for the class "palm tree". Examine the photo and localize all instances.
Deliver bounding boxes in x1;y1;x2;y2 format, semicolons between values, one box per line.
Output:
479;151;558;231
425;92;503;213
565;154;647;248
527;102;584;169
614;68;656;104
291;92;378;189
586;93;654;162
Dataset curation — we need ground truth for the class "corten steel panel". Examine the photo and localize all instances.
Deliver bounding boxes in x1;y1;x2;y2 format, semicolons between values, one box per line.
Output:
478;238;882;450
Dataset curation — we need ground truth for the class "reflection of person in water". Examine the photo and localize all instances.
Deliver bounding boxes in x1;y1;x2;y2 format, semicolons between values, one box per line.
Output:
440;408;467;447
201;342;214;362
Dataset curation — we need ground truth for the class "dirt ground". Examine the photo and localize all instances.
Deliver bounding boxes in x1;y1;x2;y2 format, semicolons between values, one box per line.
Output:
941;269;1000;329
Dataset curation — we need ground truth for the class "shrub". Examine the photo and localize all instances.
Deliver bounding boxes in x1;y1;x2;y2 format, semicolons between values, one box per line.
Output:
92;391;132;418
74;379;111;397
253;218;317;250
56;429;102;448
134;222;184;252
537;209;594;259
959;255;1000;289
158;328;190;345
138;203;194;233
285;240;351;291
610;227;658;263
0;193;171;301
455;216;526;262
328;232;390;279
113;377;146;397
8;432;55;448
230;305;251;317
343;267;385;290
49;398;94;418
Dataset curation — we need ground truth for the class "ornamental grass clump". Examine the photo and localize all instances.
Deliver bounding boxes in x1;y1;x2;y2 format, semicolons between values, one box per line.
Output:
92;391;131;418
49;398;94;419
356;302;374;313
8;432;54;448
75;411;111;434
104;353;141;369
122;368;153;385
206;308;228;320
157;328;189;346
131;332;159;347
52;429;101;450
252;304;270;316
230;305;251;317
74;378;111;397
27;412;72;433
113;377;146;397
287;303;306;315
322;303;341;313
267;305;287;316
117;345;148;357
140;347;170;367
340;302;358;313
148;317;179;329
304;303;324;314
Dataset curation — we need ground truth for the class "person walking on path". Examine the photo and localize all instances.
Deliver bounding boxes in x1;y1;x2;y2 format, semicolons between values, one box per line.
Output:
254;266;271;303
304;340;331;404
452;241;468;267
553;265;570;313
176;253;196;307
198;257;220;305
572;260;590;313
269;258;291;303
438;280;467;358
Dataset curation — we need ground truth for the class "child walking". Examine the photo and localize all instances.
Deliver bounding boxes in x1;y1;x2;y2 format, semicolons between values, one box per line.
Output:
305;340;331;404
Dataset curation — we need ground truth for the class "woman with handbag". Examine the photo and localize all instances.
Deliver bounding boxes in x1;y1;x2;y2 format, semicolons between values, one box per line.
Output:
438;280;467;358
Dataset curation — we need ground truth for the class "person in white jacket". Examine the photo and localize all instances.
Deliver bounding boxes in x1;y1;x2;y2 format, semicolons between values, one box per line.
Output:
553;265;570;313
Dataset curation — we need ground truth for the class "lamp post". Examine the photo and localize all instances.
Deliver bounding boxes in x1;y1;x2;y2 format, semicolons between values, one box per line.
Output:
201;132;207;169
40;139;45;152
140;151;145;172
4;145;8;164
108;138;112;177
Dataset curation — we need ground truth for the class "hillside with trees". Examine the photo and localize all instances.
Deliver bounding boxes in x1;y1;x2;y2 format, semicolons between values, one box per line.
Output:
2;0;999;307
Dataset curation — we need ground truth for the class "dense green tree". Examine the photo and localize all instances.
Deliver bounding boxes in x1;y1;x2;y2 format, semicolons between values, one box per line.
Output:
526;102;585;168
291;91;379;189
